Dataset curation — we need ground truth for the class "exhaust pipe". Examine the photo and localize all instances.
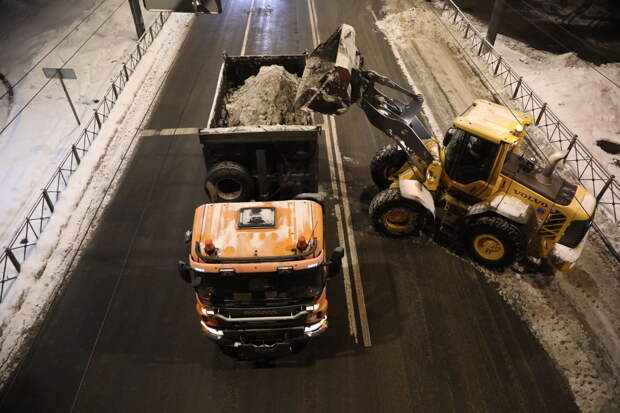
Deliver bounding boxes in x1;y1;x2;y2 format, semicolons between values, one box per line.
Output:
537;150;567;185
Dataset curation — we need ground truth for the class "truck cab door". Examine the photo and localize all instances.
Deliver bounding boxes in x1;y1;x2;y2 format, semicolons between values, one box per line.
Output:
143;0;222;13
443;129;501;200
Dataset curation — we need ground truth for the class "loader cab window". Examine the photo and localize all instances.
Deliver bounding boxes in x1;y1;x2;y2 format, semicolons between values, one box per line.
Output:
444;129;499;185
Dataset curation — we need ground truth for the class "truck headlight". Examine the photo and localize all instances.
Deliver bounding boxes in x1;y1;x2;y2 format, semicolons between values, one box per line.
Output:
201;320;223;338
305;303;320;312
304;317;327;336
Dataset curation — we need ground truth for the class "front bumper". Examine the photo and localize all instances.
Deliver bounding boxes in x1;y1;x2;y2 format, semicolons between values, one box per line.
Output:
200;317;328;345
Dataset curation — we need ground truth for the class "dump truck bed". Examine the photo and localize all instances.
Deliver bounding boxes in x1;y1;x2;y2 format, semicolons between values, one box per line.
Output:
200;54;321;200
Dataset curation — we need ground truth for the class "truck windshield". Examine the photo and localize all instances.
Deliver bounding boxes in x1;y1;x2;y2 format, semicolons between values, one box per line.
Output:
196;268;324;305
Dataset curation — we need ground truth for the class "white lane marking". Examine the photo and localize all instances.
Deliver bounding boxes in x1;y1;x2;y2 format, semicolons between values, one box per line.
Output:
240;0;256;56
328;116;372;347
323;113;359;342
369;9;443;137
309;0;372;347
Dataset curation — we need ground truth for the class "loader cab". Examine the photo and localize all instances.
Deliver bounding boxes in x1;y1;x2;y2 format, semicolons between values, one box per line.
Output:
442;100;531;200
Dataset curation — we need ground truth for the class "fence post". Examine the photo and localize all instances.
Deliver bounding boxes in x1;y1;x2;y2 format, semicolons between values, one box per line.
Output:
5;248;20;273
42;189;55;213
494;56;503;75
111;82;118;100
535;102;547;126
453;8;458;23
464;23;470;39
596;175;616;205
123;63;130;81
93;110;102;128
71;145;81;165
565;134;578;154
512;77;523;99
136;44;142;59
477;40;486;56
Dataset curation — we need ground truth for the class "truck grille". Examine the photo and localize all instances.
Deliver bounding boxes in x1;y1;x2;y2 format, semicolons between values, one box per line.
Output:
559;220;591;248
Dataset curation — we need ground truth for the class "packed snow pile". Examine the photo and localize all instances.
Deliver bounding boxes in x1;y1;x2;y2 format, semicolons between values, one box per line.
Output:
295;56;331;108
223;65;312;126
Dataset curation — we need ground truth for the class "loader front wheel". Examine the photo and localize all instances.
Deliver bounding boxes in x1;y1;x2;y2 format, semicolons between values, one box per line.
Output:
205;161;255;202
370;144;408;189
466;216;523;270
369;188;426;237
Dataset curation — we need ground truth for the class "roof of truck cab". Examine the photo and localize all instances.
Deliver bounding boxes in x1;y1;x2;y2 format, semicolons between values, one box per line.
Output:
191;200;323;262
453;99;532;145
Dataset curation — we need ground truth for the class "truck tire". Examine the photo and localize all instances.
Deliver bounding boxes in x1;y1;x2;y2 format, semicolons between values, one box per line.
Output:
205;161;255;202
370;144;407;189
466;216;523;270
369;188;426;237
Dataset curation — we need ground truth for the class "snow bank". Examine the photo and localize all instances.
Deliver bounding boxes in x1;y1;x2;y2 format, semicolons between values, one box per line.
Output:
493;39;620;178
0;0;156;243
223;65;311;126
0;13;193;387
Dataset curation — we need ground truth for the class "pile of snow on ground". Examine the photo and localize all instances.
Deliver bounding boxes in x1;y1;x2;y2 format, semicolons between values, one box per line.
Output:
224;65;311;126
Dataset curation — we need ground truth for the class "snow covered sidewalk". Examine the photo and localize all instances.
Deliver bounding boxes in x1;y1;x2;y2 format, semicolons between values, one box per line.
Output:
0;11;193;386
0;0;157;243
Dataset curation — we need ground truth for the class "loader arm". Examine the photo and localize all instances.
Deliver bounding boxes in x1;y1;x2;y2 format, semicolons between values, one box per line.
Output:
295;24;436;175
355;70;435;172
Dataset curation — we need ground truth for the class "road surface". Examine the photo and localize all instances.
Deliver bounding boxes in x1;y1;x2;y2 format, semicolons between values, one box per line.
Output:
0;1;578;412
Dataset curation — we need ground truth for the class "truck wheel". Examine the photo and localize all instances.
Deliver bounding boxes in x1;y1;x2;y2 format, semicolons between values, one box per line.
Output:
466;216;523;270
205;161;255;202
370;144;407;189
369;188;426;237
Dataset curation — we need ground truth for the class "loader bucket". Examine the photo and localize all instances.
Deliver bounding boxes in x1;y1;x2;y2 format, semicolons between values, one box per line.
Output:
295;24;360;115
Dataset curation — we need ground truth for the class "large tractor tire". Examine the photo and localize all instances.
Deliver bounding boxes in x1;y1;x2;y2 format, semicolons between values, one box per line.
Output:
466;216;523;270
370;144;407;189
369;188;427;237
205;161;255;202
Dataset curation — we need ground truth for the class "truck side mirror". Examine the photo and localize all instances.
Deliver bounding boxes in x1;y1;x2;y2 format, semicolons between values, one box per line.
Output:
328;247;345;278
184;230;192;244
177;260;191;283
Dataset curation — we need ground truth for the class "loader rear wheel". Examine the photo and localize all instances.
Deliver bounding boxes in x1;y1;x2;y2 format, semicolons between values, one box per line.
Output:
205;161;255;202
369;188;426;237
466;216;523;270
370;144;407;189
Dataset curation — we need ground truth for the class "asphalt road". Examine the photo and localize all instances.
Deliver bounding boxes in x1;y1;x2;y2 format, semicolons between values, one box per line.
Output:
0;1;578;412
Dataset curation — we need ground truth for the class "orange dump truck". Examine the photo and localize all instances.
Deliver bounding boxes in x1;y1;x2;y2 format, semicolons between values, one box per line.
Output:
178;194;343;359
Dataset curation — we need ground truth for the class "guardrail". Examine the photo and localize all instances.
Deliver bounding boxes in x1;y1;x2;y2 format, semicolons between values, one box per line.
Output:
434;0;619;261
0;11;171;303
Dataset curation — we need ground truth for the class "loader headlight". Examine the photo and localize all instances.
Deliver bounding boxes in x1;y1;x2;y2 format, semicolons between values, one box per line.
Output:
515;124;524;133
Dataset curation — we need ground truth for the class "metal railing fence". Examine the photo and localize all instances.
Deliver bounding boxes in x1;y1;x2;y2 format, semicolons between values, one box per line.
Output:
434;0;619;260
0;12;171;302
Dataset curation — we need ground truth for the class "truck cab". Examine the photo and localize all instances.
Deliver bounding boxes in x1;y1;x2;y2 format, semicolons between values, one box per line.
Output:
178;195;343;359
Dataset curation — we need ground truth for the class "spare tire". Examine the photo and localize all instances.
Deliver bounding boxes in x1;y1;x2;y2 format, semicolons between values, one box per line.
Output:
205;161;255;202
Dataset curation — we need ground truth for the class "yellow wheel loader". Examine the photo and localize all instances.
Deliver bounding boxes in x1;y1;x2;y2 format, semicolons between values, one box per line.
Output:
297;25;597;271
